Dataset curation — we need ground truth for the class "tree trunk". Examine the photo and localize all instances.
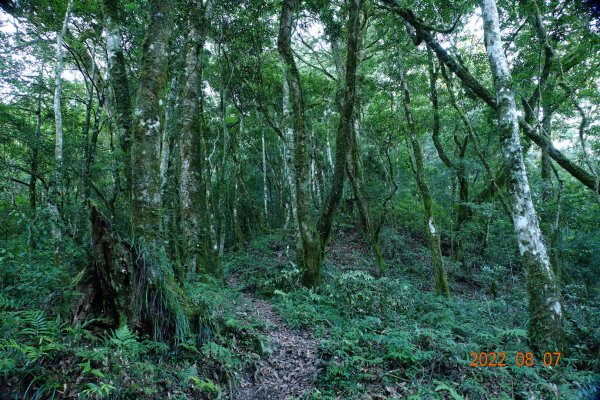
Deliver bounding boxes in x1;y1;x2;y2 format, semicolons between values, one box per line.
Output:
30;81;42;213
384;0;598;199
346;124;387;274
49;0;74;259
82;48;105;205
179;0;214;277
527;0;555;201
481;0;563;351
131;0;172;252
160;75;183;268
232;114;246;246
318;0;360;247
262;128;269;221
161;75;178;200
278;0;322;287
397;53;450;298
427;55;470;264
281;71;298;230
102;0;133;197
94;0;203;342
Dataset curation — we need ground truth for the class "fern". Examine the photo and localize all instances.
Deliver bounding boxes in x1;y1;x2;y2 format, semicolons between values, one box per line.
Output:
81;382;116;399
495;327;528;342
179;342;200;354
189;376;220;395
107;325;138;348
0;293;25;310
434;381;465;400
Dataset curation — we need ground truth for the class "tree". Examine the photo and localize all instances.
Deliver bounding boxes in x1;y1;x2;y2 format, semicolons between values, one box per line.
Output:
480;0;563;350
102;0;133;201
278;0;323;287
178;0;214;277
48;0;74;259
397;49;450;298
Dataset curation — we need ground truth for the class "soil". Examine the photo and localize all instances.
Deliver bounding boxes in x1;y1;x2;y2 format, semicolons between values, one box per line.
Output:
227;277;319;400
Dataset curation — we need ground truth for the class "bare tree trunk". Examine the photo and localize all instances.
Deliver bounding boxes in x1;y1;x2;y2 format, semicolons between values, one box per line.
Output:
325;130;334;171
49;0;74;258
278;0;322;287
481;0;563;351
397;53;450;298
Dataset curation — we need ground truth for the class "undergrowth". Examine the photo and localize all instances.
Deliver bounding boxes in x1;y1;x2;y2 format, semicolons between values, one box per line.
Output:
0;245;268;399
224;229;600;400
1;222;599;399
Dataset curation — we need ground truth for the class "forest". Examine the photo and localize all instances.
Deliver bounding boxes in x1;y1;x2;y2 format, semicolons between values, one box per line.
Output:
0;0;599;398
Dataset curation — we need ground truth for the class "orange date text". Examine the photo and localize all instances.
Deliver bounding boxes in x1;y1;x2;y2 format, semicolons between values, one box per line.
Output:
469;352;561;367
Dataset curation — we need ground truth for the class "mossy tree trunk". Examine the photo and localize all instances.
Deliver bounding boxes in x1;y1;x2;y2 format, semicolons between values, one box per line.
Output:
30;71;43;214
262;128;269;221
384;0;600;200
481;0;563;351
102;0;133;201
179;0;214;278
160;75;183;268
317;0;358;248
131;0;172;255
397;52;450;298
317;0;385;273
278;0;323;287
79;0;204;343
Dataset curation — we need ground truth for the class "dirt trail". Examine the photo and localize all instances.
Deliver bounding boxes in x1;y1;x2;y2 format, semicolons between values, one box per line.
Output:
228;278;318;400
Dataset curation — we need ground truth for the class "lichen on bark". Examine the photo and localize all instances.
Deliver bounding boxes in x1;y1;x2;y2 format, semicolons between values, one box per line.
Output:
481;0;563;351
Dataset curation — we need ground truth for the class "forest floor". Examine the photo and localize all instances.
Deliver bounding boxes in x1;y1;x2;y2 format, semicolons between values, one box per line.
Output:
227;275;318;400
1;226;599;399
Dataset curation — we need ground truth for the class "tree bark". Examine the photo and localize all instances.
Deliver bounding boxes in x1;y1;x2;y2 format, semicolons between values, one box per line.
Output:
346;122;386;274
481;0;563;351
278;0;323;287
30;77;42;213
